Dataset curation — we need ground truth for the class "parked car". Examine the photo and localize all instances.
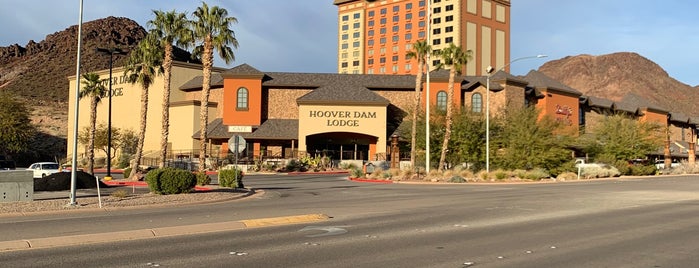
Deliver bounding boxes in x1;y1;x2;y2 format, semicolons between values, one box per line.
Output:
27;162;61;178
655;159;681;170
0;159;16;170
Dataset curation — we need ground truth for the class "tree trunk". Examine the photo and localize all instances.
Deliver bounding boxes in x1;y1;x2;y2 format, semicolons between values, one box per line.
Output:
438;68;456;171
198;36;213;173
411;59;423;169
160;44;173;168
130;84;149;180
87;97;97;175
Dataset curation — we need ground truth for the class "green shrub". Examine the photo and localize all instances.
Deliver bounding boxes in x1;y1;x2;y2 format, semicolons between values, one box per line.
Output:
448;175;466;183
219;168;245;188
350;168;364;178
117;153;132;169
612;160;632;175
494;170;508;180
145;167;196;194
630;164;656;176
110;189;129;199
579;165;621;179
523;168;550;180
195;172;211;186
285;159;305;172
123;167;132;178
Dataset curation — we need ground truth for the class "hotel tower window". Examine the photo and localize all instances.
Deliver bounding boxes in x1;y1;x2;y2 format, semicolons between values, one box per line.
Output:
237;87;248;110
437;91;447;111
471;93;482;113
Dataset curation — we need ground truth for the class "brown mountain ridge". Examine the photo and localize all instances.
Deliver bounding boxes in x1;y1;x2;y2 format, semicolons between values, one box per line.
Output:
538;52;699;117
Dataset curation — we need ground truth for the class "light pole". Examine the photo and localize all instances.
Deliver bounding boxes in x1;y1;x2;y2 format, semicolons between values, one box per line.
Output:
96;47;126;180
69;0;84;206
485;55;547;174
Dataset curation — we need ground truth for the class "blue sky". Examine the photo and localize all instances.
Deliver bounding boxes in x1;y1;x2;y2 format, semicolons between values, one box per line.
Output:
1;0;698;86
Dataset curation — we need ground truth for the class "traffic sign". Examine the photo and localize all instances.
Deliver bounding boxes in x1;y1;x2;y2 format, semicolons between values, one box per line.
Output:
228;135;246;153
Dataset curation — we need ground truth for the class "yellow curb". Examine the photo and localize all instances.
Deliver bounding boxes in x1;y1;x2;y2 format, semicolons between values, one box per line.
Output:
241;214;330;228
152;221;247;237
0;240;30;251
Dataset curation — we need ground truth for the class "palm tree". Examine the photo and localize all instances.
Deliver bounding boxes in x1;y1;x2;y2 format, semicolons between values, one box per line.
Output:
148;10;193;168
124;34;164;179
406;40;431;169
434;43;472;171
191;2;239;172
78;72;107;175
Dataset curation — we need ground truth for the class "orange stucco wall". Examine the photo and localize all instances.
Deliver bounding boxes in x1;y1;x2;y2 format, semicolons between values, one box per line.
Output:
536;90;580;133
223;78;262;126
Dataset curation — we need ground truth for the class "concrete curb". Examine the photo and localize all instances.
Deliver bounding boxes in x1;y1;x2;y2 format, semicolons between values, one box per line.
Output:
0;213;330;252
348;177;393;184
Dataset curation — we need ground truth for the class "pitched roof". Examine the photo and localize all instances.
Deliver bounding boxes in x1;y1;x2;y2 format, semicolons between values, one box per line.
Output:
297;84;390;105
179;73;224;91
613;101;639;114
191;118;252;140
582;95;614;109
247;119;298;140
523;70;582;96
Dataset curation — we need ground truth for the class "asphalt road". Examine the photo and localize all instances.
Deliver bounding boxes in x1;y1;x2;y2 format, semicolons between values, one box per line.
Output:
1;174;698;267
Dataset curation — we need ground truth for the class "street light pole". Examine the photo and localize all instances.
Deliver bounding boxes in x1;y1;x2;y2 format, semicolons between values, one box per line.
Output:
69;0;84;206
485;55;547;174
96;47;126;180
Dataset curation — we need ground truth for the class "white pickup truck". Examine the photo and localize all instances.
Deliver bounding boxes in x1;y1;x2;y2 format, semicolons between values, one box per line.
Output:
654;159;681;170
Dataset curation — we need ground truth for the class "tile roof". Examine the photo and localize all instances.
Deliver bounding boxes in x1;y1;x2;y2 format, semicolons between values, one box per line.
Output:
581;95;614;109
523;70;582;96
620;93;668;113
297;84;390;105
613;100;639;114
668;112;690;124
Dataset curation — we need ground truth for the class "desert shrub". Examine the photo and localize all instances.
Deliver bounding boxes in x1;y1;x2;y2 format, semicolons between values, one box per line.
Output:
195;172;211;186
476;170;490;181
611;160;632;175
493;169;508;180
381;170;392;179
448;175;466;183
159;168;196;194
340;162;358;170
219;168;245;188
667;162;699;175
629;164;657;176
457;169;474;180
110;189;129;199
123;167;132;178
513;169;528;179
579;165;620;179
285;159;305;172
523;168;550;180
350;168;364;178
117;153;132;169
555;172;578;181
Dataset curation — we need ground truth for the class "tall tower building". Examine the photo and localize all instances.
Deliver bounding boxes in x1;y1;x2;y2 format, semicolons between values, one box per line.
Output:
334;0;510;76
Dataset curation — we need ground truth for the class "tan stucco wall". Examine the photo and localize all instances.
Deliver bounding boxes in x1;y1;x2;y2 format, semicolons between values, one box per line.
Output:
66;63;216;162
297;104;387;155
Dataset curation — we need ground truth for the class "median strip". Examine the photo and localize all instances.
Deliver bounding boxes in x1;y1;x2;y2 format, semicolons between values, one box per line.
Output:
0;213;330;251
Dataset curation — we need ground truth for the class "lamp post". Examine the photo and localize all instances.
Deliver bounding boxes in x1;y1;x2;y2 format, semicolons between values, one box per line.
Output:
69;0;84;206
485;55;547;174
96;47;126;180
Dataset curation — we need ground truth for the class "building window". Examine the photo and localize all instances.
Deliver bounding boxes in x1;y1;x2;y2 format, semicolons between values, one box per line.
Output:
368;40;374;46
445;37;453;43
418;31;425;38
353;51;360;57
433;7;441;14
353;41;360;47
405;43;412;50
380;57;386;63
392;45;399;52
445;26;453;33
352;69;359;74
433;59;440;66
392;65;398;72
392;55;399;61
405;63;411;71
433;0;441;3
406;13;412;20
342;53;347;59
471;93;482;113
393;5;399;12
446;5;454;11
406;23;412;30
392;25;399;32
368;59;374;65
353;22;360;29
380;37;386;44
419;11;425;18
237;87;248;110
368;30;374;36
353;32;360;38
368;49;374;55
380;28;387;34
393;15;399;22
433;18;441;24
418;21;425;28
406;3;413;9
342;43;348;49
368;69;374;74
342;15;349;21
392;35;399;42
405;33;412;40
353;60;360;66
368;20;374;27
432;38;441;45
433;28;441;35
342;24;349;31
445;15;453;22
342;34;348;40
380;18;387;24
380;8;387;15
380;66;386;73
419;1;425;7
341;62;348;67
380;47;386;54
368;10;375;17
353;13;360;19
437;91;447;111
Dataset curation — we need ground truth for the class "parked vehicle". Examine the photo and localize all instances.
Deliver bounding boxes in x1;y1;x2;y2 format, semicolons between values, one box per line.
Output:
27;162;61;178
0;159;16;170
655;159;681;170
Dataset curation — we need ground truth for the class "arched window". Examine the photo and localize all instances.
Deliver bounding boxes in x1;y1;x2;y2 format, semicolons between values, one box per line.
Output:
237;87;248;110
471;93;482;113
436;91;447;111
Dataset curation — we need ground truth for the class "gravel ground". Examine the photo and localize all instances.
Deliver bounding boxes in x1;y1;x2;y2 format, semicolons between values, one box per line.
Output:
0;187;251;215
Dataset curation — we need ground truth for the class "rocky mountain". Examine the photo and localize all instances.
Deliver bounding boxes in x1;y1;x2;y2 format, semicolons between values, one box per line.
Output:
0;16;196;164
538;52;699;117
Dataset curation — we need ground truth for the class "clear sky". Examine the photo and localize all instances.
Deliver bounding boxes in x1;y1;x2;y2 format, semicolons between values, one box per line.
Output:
1;0;698;86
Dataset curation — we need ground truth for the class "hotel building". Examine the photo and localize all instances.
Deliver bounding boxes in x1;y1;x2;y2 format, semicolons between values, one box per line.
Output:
334;0;510;76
